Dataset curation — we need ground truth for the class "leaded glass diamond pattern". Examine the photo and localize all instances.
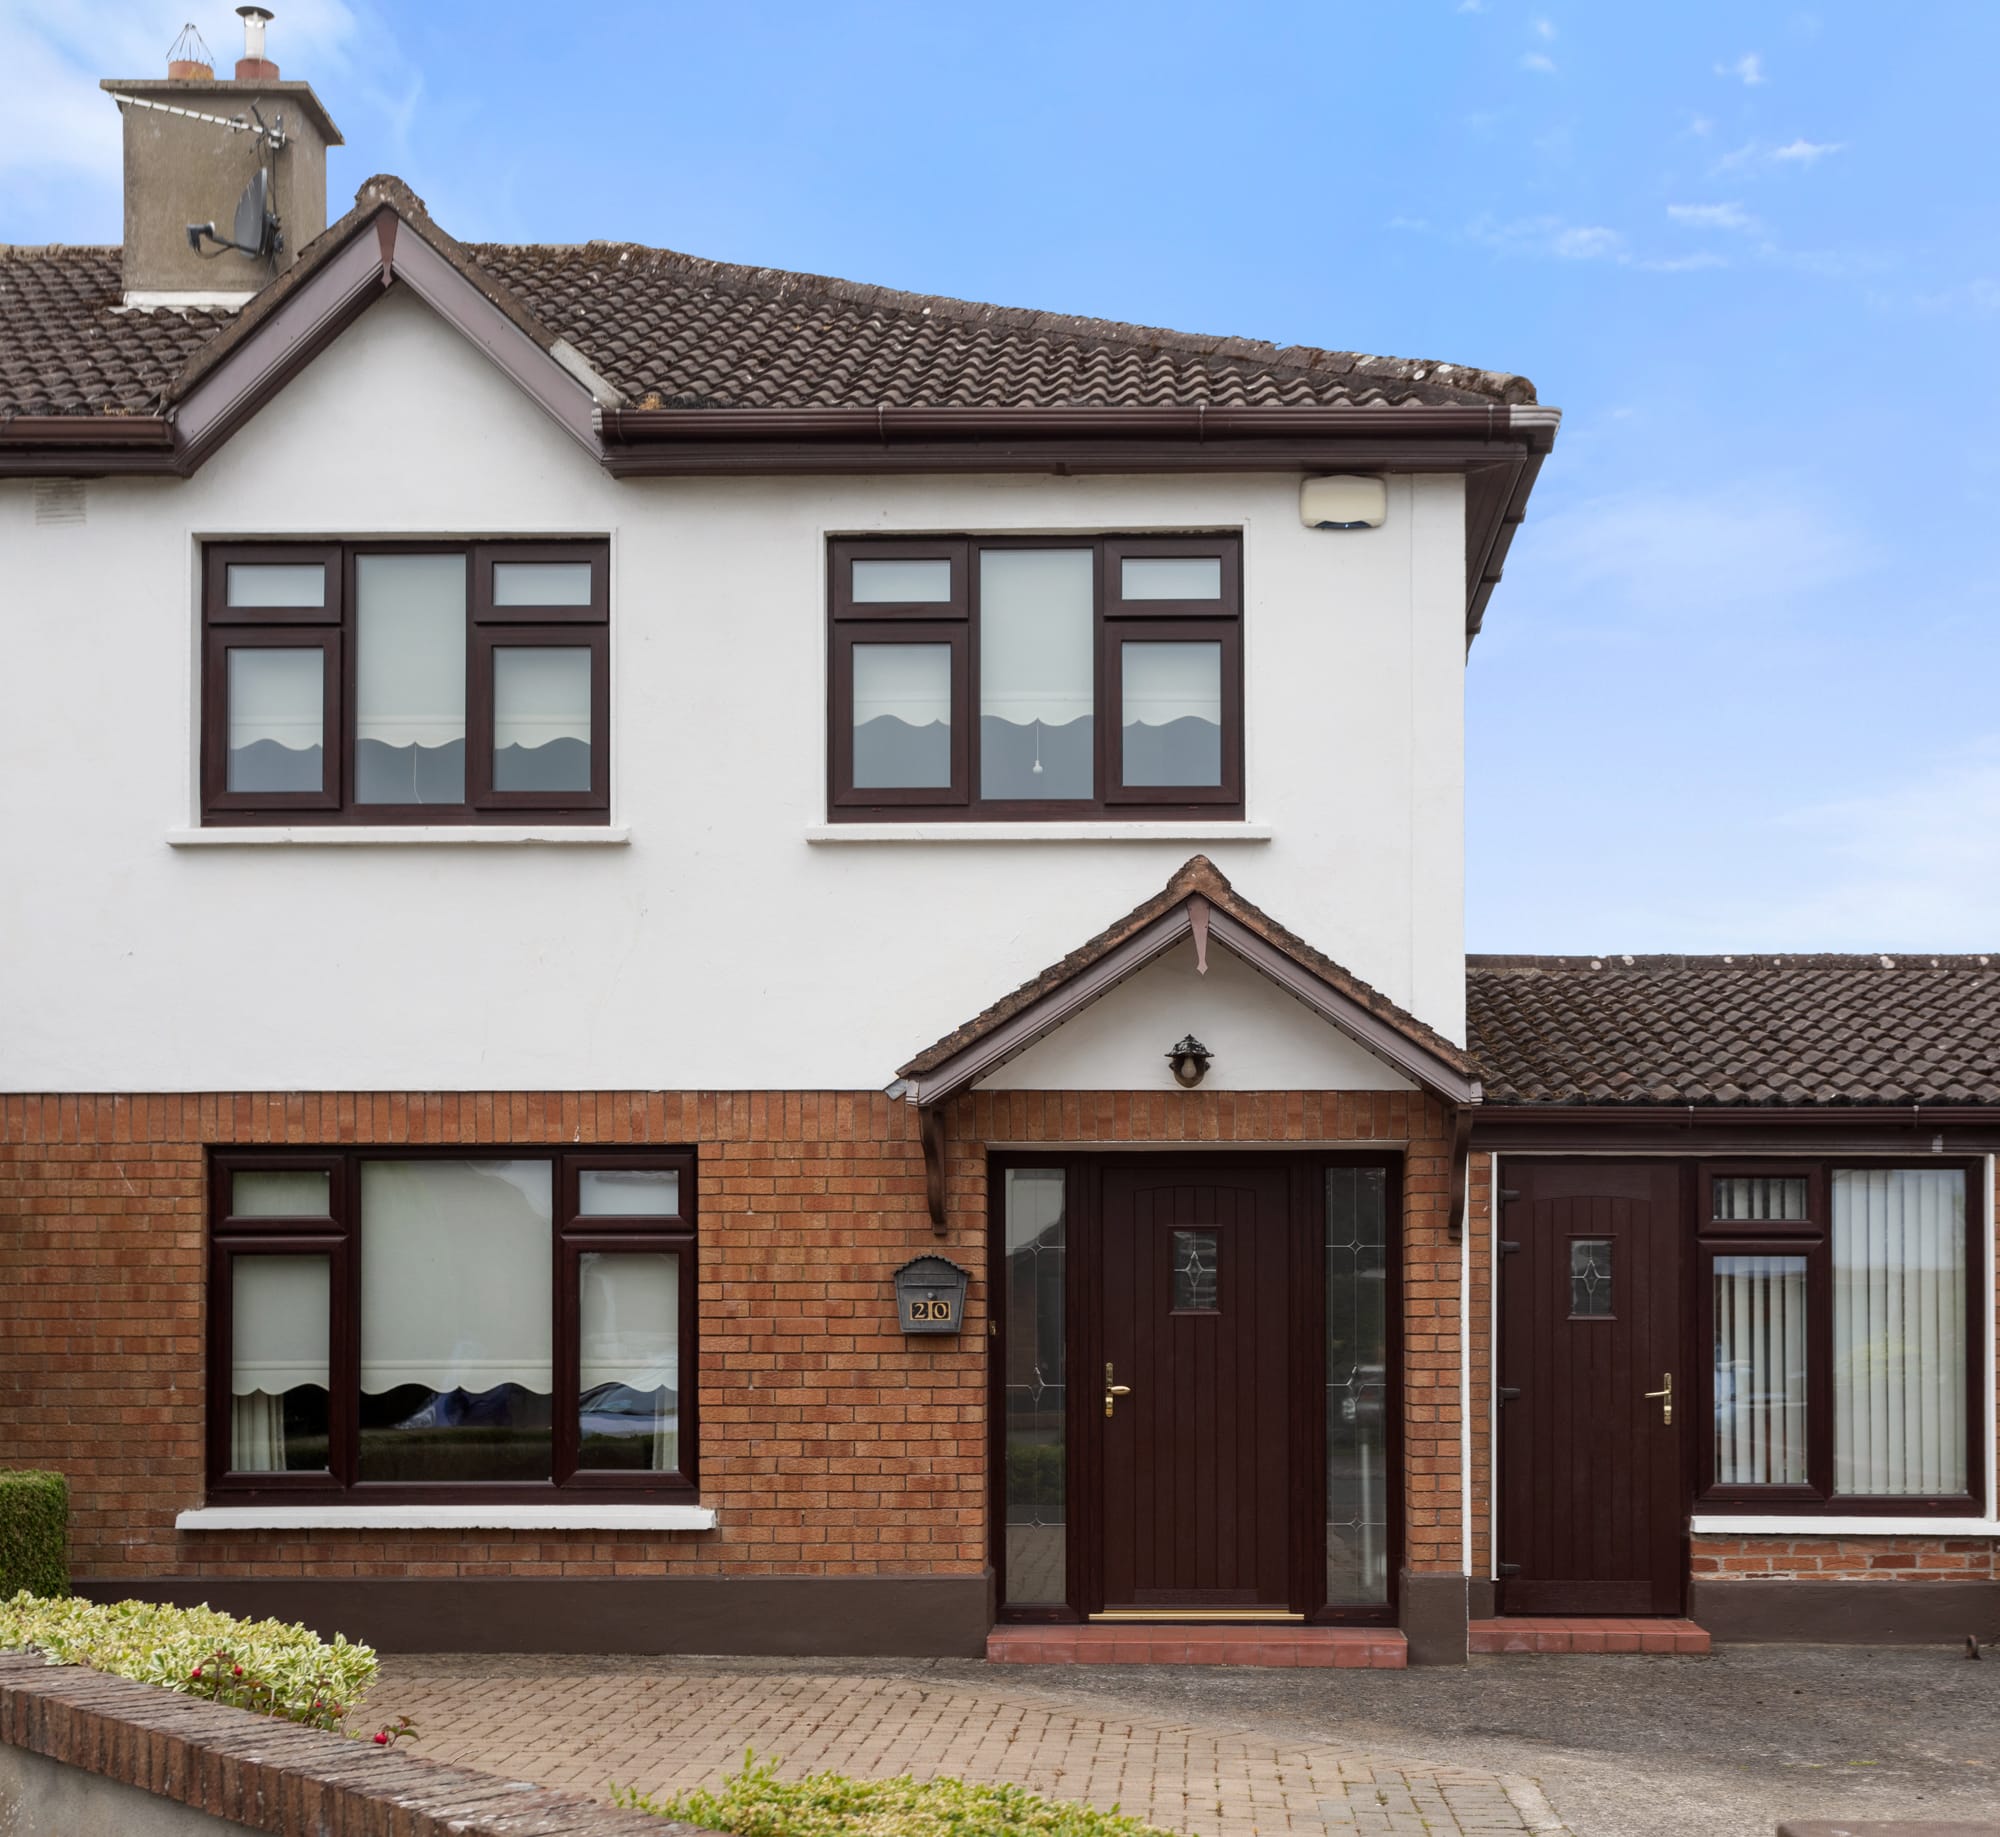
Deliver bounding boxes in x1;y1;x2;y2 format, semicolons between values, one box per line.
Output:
1172;1228;1219;1311
1325;1167;1389;1606
1569;1238;1614;1317
1002;1169;1067;1607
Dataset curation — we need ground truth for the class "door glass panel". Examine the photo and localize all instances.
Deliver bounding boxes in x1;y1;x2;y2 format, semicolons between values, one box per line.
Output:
358;1159;552;1481
852;643;951;788
1712;1177;1808;1221
578;1168;681;1216
492;561;593;606
1121;555;1222;600
1325;1167;1389;1605
226;648;323;792
1171;1228;1219;1311
1002;1168;1067;1607
230;1255;330;1472
355;553;467;804
1832;1169;1967;1496
226;562;325;608
493;647;592;792
851;557;953;603
578;1251;679;1472
1569;1239;1613;1317
1713;1254;1809;1485
979;548;1094;801
231;1170;330;1217
1121;641;1222;786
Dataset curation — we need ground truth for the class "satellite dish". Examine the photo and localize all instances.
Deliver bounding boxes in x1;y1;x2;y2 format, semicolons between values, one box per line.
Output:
186;159;283;260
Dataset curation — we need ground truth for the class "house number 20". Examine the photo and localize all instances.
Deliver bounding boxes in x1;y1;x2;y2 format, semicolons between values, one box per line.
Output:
908;1298;952;1322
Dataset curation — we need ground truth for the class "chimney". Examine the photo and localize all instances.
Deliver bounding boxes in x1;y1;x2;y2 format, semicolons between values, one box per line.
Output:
102;9;344;306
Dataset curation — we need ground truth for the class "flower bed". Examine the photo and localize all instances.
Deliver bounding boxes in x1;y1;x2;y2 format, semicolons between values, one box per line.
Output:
617;1750;1175;1836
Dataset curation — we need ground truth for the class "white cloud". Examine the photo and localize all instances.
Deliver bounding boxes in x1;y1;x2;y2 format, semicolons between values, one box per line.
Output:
1771;137;1843;163
1908;277;2000;316
1687;114;1715;136
1471;215;1625;261
1667;201;1757;231
1636;250;1727;272
1717;52;1767;85
1533;16;1557;39
1456;0;1487;11
1520;50;1558;74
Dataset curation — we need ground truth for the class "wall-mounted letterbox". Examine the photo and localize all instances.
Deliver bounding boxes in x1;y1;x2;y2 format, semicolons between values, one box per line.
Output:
894;1255;969;1335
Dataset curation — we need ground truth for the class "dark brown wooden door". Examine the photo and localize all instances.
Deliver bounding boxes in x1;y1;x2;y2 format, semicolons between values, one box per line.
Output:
1499;1161;1686;1614
1095;1161;1293;1614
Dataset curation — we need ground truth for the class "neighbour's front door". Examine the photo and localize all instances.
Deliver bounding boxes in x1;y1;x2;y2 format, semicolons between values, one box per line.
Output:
1498;1161;1686;1614
1094;1160;1295;1618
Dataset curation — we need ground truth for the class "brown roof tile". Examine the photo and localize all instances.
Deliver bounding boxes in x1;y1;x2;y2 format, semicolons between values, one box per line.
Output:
1467;953;2000;1106
901;855;1474;1082
2;177;1536;417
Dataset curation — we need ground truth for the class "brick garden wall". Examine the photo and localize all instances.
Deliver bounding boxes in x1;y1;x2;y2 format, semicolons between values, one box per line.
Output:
0;1087;1460;1591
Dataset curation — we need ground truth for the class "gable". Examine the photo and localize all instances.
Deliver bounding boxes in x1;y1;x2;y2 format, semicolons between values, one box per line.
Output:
978;938;1416;1093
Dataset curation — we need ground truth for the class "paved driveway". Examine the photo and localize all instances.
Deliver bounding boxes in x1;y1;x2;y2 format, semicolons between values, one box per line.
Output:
376;1646;2000;1837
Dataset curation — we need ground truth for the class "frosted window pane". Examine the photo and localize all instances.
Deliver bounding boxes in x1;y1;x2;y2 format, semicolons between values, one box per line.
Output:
579;1251;679;1472
230;1255;330;1472
1121;641;1222;786
355;553;467;805
494;647;591;792
226;648;323;792
1325;1166;1389;1605
492;561;593;606
853;643;951;788
1714;1254;1810;1485
226;563;325;608
1172;1228;1220;1310
578;1168;681;1215
1121;555;1222;600
359;1159;552;1482
1833;1169;1967;1497
1713;1177;1809;1221
852;558;952;603
1569;1239;1613;1316
1003;1168;1066;1606
232;1170;330;1217
979;548;1094;801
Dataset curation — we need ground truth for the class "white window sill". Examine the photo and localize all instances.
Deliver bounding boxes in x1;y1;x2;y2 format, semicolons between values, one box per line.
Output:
167;826;631;848
175;1503;715;1532
806;821;1274;844
1691;1514;2000;1537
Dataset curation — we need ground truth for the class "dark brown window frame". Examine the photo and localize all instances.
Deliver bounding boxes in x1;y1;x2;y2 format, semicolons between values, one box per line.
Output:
1695;1157;1985;1516
199;539;611;826
206;1146;697;1504
828;532;1245;821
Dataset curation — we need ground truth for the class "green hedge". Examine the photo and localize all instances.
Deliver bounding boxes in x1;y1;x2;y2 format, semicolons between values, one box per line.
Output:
618;1751;1174;1836
0;1594;377;1732
0;1471;68;1600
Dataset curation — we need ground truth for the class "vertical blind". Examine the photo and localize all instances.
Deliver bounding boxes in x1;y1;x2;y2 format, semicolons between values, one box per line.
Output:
1832;1169;1967;1496
1713;1254;1809;1485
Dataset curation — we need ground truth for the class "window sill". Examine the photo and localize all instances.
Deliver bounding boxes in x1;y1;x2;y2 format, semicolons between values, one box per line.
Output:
806;821;1274;844
1691;1513;2000;1537
175;1502;715;1532
167;826;631;848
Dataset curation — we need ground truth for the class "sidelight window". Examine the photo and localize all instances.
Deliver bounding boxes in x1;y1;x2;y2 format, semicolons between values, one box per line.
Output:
201;540;610;824
1699;1164;1978;1510
1324;1166;1390;1607
208;1148;695;1499
1000;1168;1068;1609
829;534;1242;818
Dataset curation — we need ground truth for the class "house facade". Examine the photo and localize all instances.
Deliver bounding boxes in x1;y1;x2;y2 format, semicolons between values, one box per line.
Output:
0;40;1993;1664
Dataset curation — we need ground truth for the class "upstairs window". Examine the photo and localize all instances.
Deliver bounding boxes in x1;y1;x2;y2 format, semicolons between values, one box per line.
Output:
200;540;610;825
828;534;1244;820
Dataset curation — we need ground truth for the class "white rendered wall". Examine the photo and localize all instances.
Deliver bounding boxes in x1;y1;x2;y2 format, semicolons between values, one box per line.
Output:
0;286;1469;1093
977;941;1415;1092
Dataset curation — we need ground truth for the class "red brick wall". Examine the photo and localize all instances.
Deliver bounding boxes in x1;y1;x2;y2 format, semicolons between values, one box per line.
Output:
1693;1536;1997;1582
0;1087;1461;1589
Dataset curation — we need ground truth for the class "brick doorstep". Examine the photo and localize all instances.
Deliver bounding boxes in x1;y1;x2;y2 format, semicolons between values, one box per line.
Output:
987;1623;1409;1668
1468;1616;1711;1655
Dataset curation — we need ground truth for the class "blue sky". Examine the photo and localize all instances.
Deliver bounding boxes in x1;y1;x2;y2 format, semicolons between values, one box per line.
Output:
5;1;1997;952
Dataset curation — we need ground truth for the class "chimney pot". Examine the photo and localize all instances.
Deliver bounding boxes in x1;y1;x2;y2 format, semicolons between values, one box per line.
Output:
167;59;214;80
236;6;277;79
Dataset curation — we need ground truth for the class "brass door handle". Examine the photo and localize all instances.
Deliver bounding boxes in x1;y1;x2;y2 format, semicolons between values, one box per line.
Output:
1643;1371;1673;1425
1103;1362;1133;1419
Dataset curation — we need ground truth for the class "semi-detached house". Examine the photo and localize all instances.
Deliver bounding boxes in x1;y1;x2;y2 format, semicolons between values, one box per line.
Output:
2;38;1995;1666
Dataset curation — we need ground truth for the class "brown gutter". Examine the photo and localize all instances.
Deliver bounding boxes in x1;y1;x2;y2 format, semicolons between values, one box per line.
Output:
0;415;173;446
1475;1104;2000;1127
0;416;181;477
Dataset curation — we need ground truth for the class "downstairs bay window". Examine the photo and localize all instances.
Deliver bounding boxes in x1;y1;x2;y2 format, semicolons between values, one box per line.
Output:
208;1150;694;1500
1699;1164;1981;1513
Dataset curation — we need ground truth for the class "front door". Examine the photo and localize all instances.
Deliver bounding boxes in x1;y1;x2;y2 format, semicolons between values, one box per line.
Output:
1498;1161;1686;1613
1094;1160;1295;1618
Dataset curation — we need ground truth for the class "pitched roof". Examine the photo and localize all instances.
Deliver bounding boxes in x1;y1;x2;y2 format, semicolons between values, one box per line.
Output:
0;177;1536;419
1467;953;2000;1106
901;855;1477;1102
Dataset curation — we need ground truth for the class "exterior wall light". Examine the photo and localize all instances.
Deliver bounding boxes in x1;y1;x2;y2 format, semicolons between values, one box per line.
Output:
1166;1034;1213;1088
1300;474;1387;530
